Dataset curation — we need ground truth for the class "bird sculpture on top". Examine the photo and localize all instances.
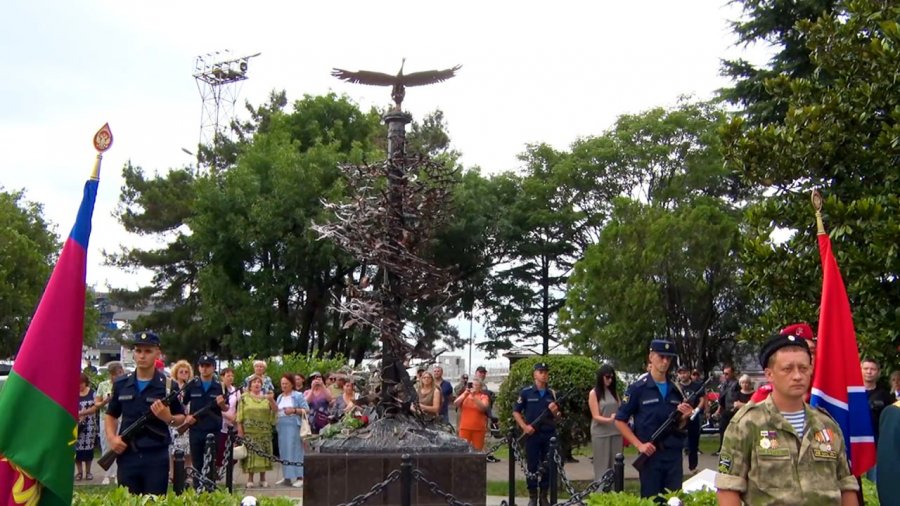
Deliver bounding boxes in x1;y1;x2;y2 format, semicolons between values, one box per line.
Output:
332;58;461;111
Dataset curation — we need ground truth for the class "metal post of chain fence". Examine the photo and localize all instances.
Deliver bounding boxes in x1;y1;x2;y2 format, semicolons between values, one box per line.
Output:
548;437;559;506
508;429;516;506
614;453;624;493
203;433;216;492
401;453;413;506
225;428;235;493
173;449;186;495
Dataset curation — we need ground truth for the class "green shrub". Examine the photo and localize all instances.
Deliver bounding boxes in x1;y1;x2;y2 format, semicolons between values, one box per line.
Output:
587;491;655;506
72;487;295;505
496;355;598;455
230;352;347;387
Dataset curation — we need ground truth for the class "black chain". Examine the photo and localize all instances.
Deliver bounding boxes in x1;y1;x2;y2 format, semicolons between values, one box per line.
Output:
185;466;218;491
551;469;615;506
235;434;305;468
552;445;579;498
412;469;473;506
510;438;547;482
337;469;401;506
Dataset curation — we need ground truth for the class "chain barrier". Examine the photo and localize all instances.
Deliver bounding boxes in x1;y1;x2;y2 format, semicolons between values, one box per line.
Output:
184;466;218;491
550;468;615;506
336;469;402;506
412;469;473;506
234;434;305;468
510;437;548;483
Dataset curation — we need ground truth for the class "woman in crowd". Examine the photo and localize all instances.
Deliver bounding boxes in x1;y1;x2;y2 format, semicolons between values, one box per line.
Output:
588;364;622;481
275;373;309;488
453;377;490;450
169;360;193;479
304;372;333;434
75;373;99;480
411;370;441;421
237;376;277;488
293;373;306;393
217;367;241;469
333;378;359;417
733;374;754;411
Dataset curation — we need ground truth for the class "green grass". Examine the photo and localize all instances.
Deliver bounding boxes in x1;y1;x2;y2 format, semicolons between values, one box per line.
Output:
488;434;720;459
486;479;641;497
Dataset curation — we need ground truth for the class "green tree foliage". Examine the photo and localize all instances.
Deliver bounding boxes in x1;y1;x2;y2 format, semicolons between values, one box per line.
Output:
720;0;839;124
561;102;746;372
0;189;58;357
496;355;597;459
726;0;900;370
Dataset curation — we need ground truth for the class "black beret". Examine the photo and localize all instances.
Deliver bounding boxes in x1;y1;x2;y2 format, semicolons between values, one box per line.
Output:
759;333;811;368
198;354;216;365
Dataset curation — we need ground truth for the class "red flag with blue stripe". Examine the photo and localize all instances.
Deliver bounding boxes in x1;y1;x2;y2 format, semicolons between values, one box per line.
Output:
809;232;876;477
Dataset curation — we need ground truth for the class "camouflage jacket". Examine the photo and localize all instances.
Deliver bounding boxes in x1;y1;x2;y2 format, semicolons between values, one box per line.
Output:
715;395;858;505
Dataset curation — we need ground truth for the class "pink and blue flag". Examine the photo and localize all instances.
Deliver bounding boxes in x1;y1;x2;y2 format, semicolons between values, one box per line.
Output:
810;231;876;477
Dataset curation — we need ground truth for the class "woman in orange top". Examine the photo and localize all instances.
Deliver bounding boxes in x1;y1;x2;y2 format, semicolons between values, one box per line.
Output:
454;377;491;450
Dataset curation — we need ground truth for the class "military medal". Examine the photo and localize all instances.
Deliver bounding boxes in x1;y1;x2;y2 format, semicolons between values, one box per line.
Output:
760;438;771;449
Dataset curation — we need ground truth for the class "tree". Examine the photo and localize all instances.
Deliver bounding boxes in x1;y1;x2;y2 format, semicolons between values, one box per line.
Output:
560;102;747;372
0;189;58;358
720;0;840;124
726;0;900;370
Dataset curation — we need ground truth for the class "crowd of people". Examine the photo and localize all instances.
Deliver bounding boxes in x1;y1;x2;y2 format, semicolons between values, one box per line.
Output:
82;326;900;505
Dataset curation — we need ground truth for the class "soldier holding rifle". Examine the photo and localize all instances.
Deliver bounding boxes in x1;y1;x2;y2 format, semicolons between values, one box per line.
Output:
104;332;186;495
615;340;693;501
512;362;562;506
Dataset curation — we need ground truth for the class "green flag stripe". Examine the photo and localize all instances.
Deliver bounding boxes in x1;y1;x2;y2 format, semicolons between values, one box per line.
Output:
0;372;75;506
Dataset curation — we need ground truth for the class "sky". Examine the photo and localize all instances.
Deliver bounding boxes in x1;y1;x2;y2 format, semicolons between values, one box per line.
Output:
1;1;767;368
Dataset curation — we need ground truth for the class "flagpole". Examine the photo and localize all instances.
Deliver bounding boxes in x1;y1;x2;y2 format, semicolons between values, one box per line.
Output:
811;189;826;235
91;123;113;180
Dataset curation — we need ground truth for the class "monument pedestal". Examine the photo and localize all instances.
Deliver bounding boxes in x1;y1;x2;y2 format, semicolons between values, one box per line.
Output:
303;451;486;506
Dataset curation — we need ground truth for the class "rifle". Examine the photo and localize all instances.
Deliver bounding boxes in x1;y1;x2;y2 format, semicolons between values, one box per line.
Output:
175;385;241;435
632;377;713;472
516;388;573;442
98;377;198;471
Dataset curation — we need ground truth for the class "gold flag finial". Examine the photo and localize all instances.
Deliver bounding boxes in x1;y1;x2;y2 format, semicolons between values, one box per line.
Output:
90;123;113;180
811;189;826;235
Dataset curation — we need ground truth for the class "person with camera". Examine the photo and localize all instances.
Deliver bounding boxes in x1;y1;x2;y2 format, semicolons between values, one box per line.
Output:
454;377;491;450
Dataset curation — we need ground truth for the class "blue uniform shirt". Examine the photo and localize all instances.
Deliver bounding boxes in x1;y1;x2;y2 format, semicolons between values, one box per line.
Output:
183;377;224;433
616;375;686;449
513;385;558;433
107;370;184;450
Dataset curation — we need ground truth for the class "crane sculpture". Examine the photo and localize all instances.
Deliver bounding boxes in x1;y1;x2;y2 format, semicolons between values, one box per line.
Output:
332;59;461;110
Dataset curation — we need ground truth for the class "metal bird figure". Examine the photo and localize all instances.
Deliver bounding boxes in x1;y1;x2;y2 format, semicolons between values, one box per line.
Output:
332;58;461;110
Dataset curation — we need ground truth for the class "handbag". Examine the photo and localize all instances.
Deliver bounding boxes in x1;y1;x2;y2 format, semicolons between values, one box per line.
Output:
232;444;248;460
313;409;331;432
300;416;312;438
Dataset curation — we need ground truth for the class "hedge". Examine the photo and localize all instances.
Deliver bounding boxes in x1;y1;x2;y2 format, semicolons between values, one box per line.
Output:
72;488;295;505
496;355;599;454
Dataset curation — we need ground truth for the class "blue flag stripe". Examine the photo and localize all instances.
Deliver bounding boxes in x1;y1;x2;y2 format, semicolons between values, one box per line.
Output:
68;179;98;250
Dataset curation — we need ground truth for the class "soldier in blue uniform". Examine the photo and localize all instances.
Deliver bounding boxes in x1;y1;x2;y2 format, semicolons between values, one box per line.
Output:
105;331;186;495
513;362;561;506
181;354;225;487
615;340;692;501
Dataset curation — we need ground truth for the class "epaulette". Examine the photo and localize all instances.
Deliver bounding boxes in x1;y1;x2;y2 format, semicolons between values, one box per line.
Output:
114;373;131;384
894;400;900;408
730;399;761;424
812;404;838;423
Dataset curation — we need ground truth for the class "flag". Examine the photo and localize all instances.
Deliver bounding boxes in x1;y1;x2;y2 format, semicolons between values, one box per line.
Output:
0;125;109;506
809;231;876;477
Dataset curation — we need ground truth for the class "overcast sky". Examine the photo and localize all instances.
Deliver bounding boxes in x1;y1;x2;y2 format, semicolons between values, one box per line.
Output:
1;1;767;366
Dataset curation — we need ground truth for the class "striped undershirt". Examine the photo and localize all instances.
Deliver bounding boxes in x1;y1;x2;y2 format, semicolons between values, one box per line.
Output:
780;409;806;436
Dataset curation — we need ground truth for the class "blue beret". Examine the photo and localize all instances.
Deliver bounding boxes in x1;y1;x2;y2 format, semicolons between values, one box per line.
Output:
132;331;160;347
649;339;677;356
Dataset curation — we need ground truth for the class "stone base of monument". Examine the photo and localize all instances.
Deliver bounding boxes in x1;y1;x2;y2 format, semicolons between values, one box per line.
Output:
303;416;486;506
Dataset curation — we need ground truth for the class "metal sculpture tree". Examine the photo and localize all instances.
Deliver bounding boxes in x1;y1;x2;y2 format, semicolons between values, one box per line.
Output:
315;62;461;418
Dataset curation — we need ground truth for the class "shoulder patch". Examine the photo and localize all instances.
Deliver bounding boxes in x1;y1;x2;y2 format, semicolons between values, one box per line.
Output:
718;453;733;473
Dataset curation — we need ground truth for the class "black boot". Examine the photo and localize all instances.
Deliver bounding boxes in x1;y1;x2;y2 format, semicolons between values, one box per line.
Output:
539;488;550;506
527;489;538;506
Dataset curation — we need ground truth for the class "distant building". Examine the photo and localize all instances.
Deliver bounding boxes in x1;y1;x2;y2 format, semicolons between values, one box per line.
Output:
82;292;154;367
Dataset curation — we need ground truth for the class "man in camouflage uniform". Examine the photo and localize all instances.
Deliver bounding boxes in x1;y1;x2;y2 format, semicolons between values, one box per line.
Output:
715;333;859;505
